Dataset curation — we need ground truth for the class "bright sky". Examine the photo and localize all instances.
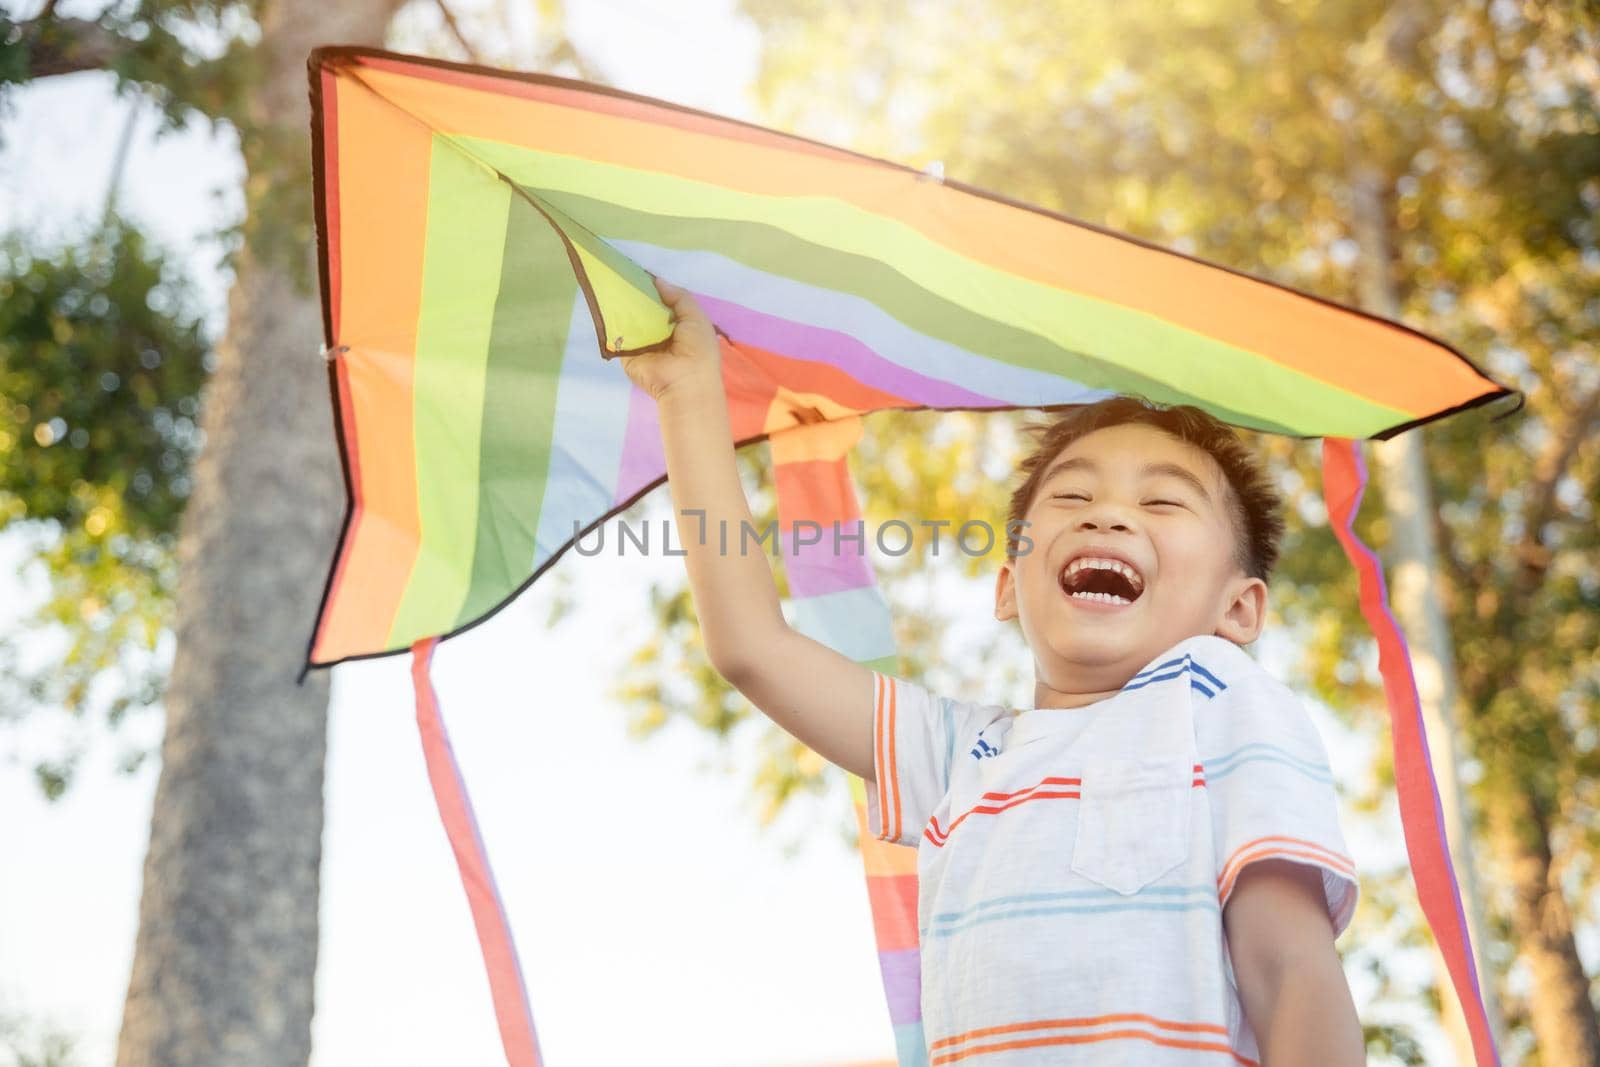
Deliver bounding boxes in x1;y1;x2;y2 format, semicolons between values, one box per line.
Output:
0;2;1454;1065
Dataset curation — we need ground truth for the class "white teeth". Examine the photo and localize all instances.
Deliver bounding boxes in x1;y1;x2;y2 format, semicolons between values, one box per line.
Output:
1068;590;1131;604
1062;556;1144;590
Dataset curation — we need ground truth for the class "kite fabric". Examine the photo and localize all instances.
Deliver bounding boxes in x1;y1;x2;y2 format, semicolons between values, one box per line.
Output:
302;45;1510;1067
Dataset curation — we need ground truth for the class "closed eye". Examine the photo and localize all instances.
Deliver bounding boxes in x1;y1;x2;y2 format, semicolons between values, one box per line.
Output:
1144;499;1184;508
1051;493;1089;501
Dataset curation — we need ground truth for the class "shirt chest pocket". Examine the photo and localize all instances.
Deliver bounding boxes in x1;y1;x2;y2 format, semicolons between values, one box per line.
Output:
1070;756;1194;896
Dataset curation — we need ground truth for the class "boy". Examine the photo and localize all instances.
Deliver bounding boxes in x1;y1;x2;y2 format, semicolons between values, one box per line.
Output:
622;277;1365;1065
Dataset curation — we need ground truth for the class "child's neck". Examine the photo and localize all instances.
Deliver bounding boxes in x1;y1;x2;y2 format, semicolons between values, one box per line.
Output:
1030;680;1123;710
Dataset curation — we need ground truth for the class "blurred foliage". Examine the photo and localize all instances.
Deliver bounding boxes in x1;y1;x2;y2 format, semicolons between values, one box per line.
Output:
0;2;270;274
0;0;603;275
0;3;262;130
0;1002;80;1067
603;0;1600;1055
0;0;600;799
0;223;208;542
0;221;210;796
0;1;268;801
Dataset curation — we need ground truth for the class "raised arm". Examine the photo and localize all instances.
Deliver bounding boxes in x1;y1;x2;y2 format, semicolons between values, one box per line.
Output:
618;278;876;783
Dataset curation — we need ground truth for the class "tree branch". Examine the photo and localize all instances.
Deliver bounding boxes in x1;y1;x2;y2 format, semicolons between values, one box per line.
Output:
1514;383;1600;600
541;37;608;84
12;16;128;80
432;0;482;65
1429;503;1473;608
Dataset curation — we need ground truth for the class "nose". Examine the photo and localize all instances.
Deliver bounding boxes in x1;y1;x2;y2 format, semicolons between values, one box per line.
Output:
1074;500;1136;534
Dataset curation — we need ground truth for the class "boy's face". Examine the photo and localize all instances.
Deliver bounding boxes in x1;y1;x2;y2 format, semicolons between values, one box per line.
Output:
994;422;1267;701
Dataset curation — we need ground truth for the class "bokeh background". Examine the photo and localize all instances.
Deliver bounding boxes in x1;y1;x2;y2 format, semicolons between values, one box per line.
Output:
2;1;1596;1065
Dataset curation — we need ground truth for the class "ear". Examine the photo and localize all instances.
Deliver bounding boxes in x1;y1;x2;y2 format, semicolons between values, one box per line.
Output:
994;559;1019;622
1214;575;1267;644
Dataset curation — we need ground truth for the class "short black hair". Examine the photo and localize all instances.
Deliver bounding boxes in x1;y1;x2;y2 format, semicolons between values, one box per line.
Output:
1004;396;1285;581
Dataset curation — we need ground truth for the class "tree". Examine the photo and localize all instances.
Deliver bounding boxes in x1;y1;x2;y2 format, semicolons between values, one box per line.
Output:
0;220;209;795
7;1;402;1061
617;1;1599;1060
3;4;615;1061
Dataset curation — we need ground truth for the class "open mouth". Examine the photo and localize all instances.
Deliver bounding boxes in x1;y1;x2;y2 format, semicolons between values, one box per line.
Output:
1059;556;1145;606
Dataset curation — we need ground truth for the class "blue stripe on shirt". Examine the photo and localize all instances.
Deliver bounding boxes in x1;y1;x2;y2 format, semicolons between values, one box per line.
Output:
922;885;1220;939
1122;655;1227;700
1203;742;1333;784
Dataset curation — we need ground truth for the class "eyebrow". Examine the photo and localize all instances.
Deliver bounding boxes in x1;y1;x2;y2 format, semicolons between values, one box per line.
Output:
1041;456;1214;504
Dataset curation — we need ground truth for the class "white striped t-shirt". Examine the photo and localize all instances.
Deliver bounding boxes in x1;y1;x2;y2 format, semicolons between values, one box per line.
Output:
865;634;1359;1066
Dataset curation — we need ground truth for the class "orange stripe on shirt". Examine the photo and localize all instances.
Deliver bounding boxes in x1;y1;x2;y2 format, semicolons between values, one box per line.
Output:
886;677;901;843
1219;834;1356;883
924;775;1206;847
1217;836;1357;902
872;673;890;841
925;777;1084;847
929;1012;1256;1066
931;1028;1258;1066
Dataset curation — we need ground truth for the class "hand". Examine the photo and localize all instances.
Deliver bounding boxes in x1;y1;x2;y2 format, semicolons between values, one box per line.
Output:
618;277;723;401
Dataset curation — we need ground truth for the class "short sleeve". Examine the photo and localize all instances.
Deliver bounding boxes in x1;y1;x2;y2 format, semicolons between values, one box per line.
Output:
865;671;1005;849
1196;663;1360;939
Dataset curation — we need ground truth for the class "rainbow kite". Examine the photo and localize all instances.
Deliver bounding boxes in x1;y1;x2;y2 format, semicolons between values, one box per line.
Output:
302;46;1511;1067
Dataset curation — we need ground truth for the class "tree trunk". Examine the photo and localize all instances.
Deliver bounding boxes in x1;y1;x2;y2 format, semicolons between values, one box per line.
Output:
1350;166;1507;1059
115;1;398;1064
1354;164;1598;1063
1485;781;1600;1066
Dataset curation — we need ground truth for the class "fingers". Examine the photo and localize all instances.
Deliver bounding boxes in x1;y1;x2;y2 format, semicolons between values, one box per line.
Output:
653;275;706;324
651;275;680;312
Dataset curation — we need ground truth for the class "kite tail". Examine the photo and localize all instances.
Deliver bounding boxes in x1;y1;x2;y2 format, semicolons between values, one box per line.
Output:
1320;439;1499;1067
769;417;931;1067
411;637;544;1067
849;777;932;1067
